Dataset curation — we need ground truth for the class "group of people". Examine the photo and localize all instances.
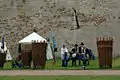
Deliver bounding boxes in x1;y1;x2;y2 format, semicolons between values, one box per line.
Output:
61;42;95;69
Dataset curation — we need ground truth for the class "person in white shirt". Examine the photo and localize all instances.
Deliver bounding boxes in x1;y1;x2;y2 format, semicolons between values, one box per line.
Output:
61;45;68;67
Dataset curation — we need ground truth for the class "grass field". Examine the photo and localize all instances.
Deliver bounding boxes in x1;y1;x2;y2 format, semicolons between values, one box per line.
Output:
45;57;120;70
2;57;120;70
0;76;120;80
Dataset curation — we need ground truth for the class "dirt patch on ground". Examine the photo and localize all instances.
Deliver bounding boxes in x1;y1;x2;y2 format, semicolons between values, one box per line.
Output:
0;70;120;76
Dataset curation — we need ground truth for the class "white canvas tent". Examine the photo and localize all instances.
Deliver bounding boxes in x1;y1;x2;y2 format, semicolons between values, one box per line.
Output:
19;32;53;60
19;32;47;43
0;42;12;61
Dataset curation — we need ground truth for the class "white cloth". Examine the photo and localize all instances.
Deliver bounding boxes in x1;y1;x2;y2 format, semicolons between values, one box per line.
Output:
46;43;53;60
61;47;68;60
80;46;86;58
0;49;4;53
81;46;86;54
81;53;85;54
72;53;76;58
0;42;7;54
6;50;12;60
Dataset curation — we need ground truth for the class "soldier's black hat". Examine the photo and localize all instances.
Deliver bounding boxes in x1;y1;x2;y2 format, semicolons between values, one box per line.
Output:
80;42;84;45
74;44;78;46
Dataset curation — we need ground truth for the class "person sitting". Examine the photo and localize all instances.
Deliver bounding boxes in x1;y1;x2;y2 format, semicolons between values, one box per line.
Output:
11;55;23;69
12;59;20;68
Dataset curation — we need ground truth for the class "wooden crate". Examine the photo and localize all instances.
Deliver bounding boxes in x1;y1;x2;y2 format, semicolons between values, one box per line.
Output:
21;50;32;67
32;41;47;69
97;37;113;68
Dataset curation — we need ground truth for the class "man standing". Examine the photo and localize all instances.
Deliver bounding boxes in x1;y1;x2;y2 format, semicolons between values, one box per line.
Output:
70;44;79;66
61;45;68;67
0;35;7;68
79;42;87;69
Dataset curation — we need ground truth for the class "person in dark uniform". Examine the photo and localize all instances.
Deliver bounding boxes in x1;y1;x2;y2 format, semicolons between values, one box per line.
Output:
79;42;87;69
70;44;79;66
71;48;76;66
